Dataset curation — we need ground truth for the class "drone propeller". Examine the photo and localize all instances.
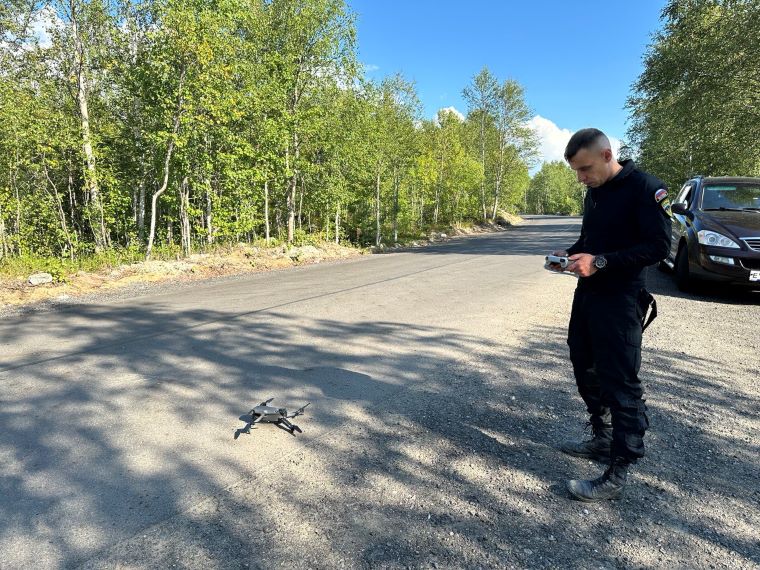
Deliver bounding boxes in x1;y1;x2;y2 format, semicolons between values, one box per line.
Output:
288;402;310;418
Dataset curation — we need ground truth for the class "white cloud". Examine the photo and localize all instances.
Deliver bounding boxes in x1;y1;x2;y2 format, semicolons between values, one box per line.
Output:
30;6;61;49
527;115;621;170
437;106;464;122
363;63;380;73
2;6;62;52
527;115;573;165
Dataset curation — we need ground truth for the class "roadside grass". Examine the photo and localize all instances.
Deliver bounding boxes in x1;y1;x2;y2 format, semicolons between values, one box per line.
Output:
0;244;210;283
0;239;367;308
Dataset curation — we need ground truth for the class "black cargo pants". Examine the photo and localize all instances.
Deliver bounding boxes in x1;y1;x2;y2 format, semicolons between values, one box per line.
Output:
567;286;655;462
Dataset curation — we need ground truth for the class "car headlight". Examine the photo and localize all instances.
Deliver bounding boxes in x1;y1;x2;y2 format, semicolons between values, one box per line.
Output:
697;230;740;248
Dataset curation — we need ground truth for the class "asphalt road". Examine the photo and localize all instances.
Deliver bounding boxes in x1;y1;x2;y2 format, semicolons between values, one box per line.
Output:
1;217;758;569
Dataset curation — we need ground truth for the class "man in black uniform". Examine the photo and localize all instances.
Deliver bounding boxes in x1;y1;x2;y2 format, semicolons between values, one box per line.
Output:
552;128;671;502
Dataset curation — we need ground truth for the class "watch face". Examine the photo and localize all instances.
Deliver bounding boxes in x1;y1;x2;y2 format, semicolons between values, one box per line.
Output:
595;256;607;269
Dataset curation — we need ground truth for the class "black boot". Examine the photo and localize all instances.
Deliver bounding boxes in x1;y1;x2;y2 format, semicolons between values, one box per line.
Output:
559;422;612;462
566;458;629;502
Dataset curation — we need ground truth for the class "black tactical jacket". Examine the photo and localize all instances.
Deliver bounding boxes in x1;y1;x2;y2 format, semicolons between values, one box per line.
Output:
567;160;672;292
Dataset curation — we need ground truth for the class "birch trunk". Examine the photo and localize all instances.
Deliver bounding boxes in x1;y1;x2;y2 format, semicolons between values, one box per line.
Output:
179;176;191;257
287;133;299;243
0;208;7;258
67;155;79;236
146;68;185;259
375;167;381;246
335;203;340;244
145;136;174;258
136;163;147;237
71;1;107;250
298;177;304;231
136;179;146;240
264;179;271;243
392;166;399;244
491;144;506;219
434;155;443;225
479;112;487;222
13;165;21;255
491;188;500;219
205;182;213;244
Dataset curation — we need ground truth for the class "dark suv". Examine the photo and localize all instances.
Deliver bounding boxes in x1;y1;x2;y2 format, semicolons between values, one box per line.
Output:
662;176;760;290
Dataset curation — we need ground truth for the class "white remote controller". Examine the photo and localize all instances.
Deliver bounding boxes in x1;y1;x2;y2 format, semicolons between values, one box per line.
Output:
545;254;570;269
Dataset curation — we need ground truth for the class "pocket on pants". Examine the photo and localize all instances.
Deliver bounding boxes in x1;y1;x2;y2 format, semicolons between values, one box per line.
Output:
625;328;642;347
625;328;643;373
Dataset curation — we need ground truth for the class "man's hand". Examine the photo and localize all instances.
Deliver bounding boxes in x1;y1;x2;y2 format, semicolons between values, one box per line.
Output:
567;253;597;277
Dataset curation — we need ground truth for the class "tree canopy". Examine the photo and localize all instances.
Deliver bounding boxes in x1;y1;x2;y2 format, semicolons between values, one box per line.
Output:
0;2;537;262
627;0;760;190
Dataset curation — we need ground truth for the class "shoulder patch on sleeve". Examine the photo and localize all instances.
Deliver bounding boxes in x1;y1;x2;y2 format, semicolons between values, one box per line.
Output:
654;188;668;203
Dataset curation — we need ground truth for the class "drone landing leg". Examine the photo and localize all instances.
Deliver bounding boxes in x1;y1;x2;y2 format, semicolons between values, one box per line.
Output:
278;418;302;434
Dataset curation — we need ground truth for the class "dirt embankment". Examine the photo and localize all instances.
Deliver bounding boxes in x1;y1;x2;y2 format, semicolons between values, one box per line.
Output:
0;243;361;308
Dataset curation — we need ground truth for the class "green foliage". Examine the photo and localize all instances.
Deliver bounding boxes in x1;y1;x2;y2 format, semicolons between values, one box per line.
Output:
0;0;538;261
526;161;585;216
462;67;537;220
0;246;146;281
627;0;760;189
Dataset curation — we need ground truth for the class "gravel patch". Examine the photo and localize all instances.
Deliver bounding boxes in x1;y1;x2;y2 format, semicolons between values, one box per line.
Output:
3;220;758;569
77;266;760;570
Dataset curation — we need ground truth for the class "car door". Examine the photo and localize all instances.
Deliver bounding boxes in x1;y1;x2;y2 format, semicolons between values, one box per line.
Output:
670;182;694;260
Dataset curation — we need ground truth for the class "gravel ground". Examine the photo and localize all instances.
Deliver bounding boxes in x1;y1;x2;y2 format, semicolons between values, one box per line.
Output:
83;268;759;569
2;219;759;569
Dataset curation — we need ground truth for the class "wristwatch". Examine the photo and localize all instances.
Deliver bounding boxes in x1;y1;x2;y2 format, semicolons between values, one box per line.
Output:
593;255;607;270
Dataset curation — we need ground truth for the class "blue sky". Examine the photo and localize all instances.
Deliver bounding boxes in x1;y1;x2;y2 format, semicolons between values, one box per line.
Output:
347;0;667;165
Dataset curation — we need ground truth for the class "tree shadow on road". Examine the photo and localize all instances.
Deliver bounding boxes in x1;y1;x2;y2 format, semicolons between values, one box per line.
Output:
0;302;757;569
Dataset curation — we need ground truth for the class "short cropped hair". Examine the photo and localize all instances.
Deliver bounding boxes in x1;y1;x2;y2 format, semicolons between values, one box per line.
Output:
564;128;609;161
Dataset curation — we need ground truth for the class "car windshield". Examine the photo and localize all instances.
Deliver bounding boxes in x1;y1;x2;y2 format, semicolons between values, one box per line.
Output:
701;184;760;210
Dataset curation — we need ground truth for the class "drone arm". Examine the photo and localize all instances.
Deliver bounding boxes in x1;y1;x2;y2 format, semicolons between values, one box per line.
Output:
288;402;310;418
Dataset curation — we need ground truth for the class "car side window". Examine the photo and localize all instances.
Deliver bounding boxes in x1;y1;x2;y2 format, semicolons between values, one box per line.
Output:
675;184;693;206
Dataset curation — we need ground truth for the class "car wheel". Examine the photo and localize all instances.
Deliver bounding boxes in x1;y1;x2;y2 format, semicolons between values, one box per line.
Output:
674;244;693;292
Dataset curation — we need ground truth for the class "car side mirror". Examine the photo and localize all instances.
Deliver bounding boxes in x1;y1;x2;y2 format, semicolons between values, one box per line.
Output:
671;203;693;219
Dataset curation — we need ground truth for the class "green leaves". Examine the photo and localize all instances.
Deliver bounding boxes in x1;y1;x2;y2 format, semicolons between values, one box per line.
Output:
1;0;541;259
463;68;536;219
627;0;760;188
527;161;585;216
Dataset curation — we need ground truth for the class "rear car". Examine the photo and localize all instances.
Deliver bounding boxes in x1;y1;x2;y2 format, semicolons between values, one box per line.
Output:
662;176;760;291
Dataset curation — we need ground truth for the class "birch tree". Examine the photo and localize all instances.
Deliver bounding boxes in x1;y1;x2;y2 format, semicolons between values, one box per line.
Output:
463;67;498;221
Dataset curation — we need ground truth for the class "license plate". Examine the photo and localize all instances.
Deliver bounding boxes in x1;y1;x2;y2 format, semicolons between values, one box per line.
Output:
751;270;760;282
